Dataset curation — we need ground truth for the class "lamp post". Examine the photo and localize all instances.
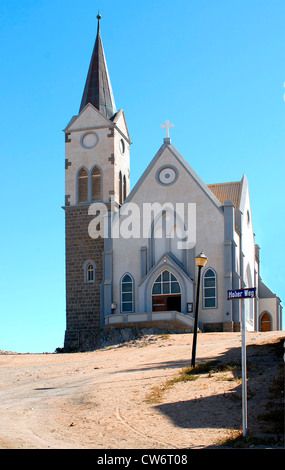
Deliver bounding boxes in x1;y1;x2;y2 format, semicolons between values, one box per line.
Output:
191;251;208;367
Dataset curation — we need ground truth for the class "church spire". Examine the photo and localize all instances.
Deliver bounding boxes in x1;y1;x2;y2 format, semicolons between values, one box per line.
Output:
79;12;116;119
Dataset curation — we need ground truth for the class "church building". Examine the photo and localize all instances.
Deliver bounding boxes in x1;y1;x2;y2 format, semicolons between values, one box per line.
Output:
63;15;282;350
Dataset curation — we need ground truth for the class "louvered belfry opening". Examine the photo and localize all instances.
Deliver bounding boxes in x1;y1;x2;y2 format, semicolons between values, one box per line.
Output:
78;168;88;203
92;166;101;201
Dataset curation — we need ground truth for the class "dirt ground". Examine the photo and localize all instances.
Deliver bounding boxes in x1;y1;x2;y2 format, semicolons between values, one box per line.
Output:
0;331;283;449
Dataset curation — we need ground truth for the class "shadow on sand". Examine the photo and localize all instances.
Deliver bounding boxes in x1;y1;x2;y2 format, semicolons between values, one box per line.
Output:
153;337;284;447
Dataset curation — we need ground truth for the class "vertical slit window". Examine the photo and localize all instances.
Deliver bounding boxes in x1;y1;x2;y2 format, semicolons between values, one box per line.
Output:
78;168;88;203
119;171;122;206
123;174;126;202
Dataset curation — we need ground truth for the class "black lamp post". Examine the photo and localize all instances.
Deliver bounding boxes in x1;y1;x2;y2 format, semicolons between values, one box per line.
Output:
191;251;208;367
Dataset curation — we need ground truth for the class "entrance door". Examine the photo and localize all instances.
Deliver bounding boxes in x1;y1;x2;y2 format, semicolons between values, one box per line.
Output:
152;270;182;312
152;294;181;312
167;295;181;311
152;295;167;311
260;312;271;332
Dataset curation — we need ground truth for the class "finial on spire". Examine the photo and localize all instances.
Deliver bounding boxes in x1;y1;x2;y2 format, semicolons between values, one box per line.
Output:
96;10;101;32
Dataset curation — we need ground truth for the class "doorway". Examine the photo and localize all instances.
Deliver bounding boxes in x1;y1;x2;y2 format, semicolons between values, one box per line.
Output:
167;295;181;311
151;270;182;312
152;294;181;312
260;312;271;332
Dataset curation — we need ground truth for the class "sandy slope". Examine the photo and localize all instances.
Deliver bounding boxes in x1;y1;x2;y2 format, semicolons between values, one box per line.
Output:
0;331;283;449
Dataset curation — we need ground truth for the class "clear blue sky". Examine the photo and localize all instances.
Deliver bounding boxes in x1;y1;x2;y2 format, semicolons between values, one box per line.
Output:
0;0;284;352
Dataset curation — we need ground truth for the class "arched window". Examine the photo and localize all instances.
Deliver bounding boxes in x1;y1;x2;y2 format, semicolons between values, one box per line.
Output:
203;268;217;308
78;168;88;203
121;274;134;312
87;263;95;282
83;260;96;283
152;270;181;295
91;166;101;201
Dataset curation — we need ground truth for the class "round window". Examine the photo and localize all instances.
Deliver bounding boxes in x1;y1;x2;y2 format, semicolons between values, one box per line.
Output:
157;166;178;185
80;132;99;149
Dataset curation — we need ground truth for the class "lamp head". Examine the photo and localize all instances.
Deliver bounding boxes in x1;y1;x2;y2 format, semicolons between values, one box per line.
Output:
195;251;208;267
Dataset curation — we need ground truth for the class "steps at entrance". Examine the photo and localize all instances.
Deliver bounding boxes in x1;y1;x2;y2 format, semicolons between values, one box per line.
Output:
104;311;194;332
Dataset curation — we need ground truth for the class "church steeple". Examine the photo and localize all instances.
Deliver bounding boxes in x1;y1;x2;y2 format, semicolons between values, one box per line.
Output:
79;13;116;119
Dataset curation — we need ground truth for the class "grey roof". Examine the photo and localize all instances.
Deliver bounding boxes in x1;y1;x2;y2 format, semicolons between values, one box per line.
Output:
259;278;278;299
79;15;116;120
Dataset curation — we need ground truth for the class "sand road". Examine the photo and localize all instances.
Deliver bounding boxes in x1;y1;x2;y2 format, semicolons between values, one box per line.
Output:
0;331;283;449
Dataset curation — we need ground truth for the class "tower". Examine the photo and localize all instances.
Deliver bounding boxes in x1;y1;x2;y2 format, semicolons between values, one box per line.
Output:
63;14;131;350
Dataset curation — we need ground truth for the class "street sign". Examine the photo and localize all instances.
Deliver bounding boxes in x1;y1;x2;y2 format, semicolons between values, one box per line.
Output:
227;288;256;300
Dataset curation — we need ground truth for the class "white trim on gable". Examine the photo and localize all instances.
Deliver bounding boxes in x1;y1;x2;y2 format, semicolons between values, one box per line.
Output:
123;139;223;214
64;102;113;132
63;104;131;144
112;109;131;142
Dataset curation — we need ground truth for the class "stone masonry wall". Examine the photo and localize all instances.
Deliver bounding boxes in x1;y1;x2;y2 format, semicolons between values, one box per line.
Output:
64;204;104;349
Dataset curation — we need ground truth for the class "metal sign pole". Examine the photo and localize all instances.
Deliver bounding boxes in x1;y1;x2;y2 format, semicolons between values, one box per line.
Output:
241;297;247;437
228;288;253;438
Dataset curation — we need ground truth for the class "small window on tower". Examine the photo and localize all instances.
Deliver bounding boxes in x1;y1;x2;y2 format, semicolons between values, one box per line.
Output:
120;139;125;154
123;174;126;202
87;263;95;282
119;171;122;206
83;260;96;283
247;210;250;226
